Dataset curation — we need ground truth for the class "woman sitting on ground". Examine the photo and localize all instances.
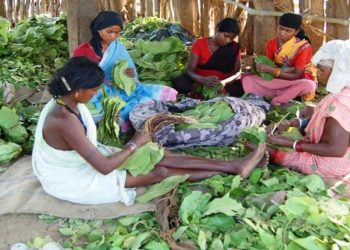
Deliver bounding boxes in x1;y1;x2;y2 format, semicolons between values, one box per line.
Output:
247;40;350;181
172;17;244;98
73;11;177;131
32;57;267;205
242;13;317;106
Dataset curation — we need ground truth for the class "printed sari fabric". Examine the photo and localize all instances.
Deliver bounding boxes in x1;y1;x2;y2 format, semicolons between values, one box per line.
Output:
242;37;317;105
274;87;350;180
73;41;178;131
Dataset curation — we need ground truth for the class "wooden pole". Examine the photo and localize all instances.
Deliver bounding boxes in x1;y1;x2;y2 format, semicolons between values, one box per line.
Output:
66;0;100;56
326;0;349;40
0;0;6;17
253;0;276;55
225;0;350;26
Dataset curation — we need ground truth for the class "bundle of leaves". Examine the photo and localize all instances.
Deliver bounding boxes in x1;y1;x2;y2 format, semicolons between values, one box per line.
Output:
252;55;275;80
0;103;39;162
97;96;126;147
112;60;136;96
175;101;234;130
128;36;189;85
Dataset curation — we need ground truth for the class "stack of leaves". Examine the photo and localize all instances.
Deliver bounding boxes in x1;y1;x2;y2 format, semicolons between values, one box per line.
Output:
0;138;22;163
128;36;189;85
97;96;126;146
112;60;136;96
122;16;194;44
176;101;234;130
252;55;275;80
119;141;164;177
0;106;28;162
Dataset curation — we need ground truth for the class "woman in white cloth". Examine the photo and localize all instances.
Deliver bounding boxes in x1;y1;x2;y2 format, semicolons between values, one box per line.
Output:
32;57;267;205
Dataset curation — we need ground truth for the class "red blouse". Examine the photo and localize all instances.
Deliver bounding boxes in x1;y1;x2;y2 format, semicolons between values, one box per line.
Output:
72;42;101;63
191;38;240;80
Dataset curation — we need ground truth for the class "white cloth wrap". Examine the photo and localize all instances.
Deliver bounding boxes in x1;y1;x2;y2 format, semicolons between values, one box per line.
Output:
312;40;350;94
32;99;136;205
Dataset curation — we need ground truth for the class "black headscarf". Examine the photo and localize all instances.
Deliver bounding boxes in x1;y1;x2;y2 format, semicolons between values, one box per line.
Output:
89;11;123;57
217;18;240;35
279;13;310;43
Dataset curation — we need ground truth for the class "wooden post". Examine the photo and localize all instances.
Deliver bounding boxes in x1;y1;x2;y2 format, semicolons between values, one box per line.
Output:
125;0;135;20
172;0;195;35
144;0;152;16
326;0;349;40
154;0;160;17
253;0;276;55
240;1;254;55
6;0;14;25
66;0;100;56
200;0;210;37
0;0;6;17
300;0;324;51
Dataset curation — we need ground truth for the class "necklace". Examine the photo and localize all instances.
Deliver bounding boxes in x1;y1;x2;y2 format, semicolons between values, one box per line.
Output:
56;98;87;134
208;37;218;53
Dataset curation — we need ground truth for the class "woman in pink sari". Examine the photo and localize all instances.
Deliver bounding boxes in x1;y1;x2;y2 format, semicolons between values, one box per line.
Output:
263;40;350;181
242;13;317;106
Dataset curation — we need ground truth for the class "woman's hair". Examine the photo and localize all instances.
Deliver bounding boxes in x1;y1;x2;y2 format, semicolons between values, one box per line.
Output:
49;57;104;99
216;18;240;35
89;11;124;57
279;13;311;43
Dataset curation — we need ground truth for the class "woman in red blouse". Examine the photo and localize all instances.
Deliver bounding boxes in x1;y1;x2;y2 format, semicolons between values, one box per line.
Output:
173;18;243;97
242;13;317;106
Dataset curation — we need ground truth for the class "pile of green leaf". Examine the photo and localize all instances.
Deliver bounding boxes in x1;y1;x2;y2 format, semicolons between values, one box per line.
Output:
175;101;234;130
122;16;194;44
252;55;275;80
33;167;350;250
0;15;68;95
0;104;39;163
128;36;189;85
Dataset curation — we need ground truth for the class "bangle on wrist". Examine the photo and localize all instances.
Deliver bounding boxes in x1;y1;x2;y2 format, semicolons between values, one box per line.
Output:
126;142;138;152
273;67;281;77
295;141;304;152
292;140;299;151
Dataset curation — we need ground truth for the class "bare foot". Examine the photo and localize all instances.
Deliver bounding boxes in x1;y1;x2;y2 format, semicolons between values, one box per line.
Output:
236;143;266;178
257;151;269;168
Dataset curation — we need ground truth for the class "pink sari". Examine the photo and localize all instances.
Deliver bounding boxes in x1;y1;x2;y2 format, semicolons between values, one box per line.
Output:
274;87;350;179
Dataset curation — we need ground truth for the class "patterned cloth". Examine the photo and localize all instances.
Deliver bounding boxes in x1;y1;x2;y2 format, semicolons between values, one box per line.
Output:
274;87;350;179
130;97;268;149
73;41;178;131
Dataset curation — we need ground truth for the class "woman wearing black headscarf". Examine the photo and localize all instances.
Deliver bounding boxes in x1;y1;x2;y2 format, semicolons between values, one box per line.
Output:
242;13;317;106
73;11;178;131
172;18;244;98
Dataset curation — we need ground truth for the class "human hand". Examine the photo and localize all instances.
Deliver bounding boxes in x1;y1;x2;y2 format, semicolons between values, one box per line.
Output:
201;75;220;88
124;68;135;78
267;135;293;147
245;55;256;67
130;130;152;148
256;63;274;74
266;120;295;135
300;106;314;118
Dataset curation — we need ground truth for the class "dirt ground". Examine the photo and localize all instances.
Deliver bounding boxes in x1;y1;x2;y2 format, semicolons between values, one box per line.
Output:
0;214;61;250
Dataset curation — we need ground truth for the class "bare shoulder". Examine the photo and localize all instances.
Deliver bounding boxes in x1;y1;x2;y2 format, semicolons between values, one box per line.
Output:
43;108;85;150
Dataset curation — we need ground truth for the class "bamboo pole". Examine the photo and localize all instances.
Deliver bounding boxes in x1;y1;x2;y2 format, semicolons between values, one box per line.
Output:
225;0;350;26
